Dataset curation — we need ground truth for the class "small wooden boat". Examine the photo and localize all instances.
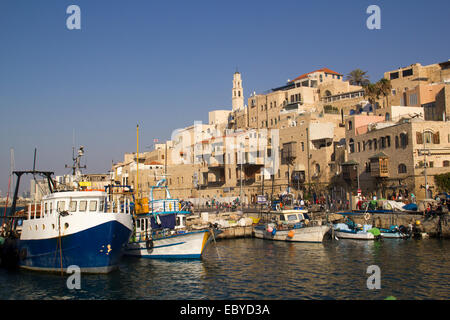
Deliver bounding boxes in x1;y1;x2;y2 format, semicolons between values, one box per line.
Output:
253;209;330;243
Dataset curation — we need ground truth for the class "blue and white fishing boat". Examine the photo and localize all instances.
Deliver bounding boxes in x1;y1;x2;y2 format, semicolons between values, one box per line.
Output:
378;225;410;239
9;148;134;273
333;217;380;240
124;180;217;259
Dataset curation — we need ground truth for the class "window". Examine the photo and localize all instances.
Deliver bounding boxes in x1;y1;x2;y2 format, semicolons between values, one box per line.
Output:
315;163;320;174
444;161;450;167
386;136;391;147
89;201;97;212
44;202;48;214
398;164;407;174
349;139;355;153
362;140;366;151
390;72;399;80
400;133;408;148
57;201;66;212
423;131;432;144
79;201;87;212
348;121;353;130
301;142;304;152
99;201;104;212
380;137;386;149
409;93;418;106
402;69;413;77
395;136;399;148
373;139;377;150
357;142;361;152
69;201;77;212
50;202;53;214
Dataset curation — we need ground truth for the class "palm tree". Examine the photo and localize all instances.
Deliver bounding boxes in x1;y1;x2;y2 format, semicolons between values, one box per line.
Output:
364;82;380;111
346;69;370;86
377;78;392;109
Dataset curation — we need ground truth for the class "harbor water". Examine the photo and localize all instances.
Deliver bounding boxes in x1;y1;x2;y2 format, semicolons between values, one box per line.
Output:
0;237;449;300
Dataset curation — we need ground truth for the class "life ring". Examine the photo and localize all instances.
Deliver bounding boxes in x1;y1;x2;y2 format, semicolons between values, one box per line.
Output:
146;239;154;251
364;212;371;221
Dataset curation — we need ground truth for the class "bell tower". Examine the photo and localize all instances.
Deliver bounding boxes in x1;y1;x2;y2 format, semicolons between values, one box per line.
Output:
232;71;244;112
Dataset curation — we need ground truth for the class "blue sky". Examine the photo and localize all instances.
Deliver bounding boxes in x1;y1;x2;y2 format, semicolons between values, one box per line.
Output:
1;0;450;194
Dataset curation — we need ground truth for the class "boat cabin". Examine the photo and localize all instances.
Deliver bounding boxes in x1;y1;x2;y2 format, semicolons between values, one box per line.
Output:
270;210;310;224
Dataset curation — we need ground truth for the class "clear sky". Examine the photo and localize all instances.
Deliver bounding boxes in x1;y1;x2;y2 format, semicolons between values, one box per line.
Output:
1;0;450;195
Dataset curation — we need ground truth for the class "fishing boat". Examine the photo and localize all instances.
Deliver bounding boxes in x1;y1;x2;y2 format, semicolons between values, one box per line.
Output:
333;216;381;240
253;208;330;243
378;225;410;239
6;147;134;273
124;180;218;259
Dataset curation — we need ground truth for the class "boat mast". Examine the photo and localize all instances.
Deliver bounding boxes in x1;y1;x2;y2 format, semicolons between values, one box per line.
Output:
136;124;139;200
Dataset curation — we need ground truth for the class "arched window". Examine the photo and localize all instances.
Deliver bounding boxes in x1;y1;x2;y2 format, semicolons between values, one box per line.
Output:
349;139;355;153
398;164;407;174
325;90;332;97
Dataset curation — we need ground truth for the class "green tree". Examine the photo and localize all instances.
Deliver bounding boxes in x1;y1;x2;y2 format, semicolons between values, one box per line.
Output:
346;69;370;86
377;78;392;109
434;172;450;192
364;82;380;110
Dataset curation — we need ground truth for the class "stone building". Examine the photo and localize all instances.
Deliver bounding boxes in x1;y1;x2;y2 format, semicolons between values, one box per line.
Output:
345;115;450;199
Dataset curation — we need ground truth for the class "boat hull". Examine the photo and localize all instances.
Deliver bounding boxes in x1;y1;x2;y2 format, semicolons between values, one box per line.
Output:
124;230;212;259
18;213;133;273
253;225;330;243
334;230;375;240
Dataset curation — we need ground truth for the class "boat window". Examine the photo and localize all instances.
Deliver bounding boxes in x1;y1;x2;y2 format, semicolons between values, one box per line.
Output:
69;201;77;212
57;201;66;212
44;202;48;214
297;214;304;220
79;201;87;212
89;201;97;212
279;215;285;221
50;202;53;214
99;201;104;212
287;214;297;221
144;218;148;231
176;216;181;226
136;219;141;229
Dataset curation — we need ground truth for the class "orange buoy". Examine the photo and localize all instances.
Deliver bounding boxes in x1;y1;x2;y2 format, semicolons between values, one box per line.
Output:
288;230;295;238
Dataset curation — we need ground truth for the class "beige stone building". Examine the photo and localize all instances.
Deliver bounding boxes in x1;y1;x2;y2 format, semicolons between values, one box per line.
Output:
345;115;450;200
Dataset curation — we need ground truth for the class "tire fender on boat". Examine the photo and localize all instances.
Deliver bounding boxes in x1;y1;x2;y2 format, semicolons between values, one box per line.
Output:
146;239;154;251
364;212;371;221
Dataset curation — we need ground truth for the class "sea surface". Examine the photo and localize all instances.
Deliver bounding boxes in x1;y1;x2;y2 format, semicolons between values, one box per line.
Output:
1;237;449;300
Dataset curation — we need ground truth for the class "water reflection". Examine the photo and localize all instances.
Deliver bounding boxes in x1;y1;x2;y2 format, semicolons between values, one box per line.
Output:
1;238;449;299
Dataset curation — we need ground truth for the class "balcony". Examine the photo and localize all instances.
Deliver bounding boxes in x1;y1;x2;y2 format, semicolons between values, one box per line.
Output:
369;152;389;178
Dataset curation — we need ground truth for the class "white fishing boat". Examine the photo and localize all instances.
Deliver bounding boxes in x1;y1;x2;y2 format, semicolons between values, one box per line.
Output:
124;180;217;259
333;223;376;240
8;147;134;273
253;209;330;243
